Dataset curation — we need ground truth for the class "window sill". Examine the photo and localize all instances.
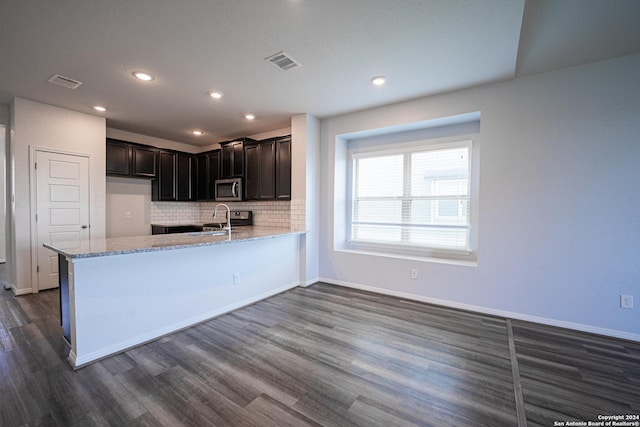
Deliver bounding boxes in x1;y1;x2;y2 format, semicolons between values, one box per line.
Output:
335;246;478;267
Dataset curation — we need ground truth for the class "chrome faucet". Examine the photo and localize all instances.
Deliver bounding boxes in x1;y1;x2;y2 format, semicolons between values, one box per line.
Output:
213;204;231;237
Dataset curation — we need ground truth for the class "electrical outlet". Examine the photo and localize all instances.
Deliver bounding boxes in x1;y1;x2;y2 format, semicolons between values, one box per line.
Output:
233;273;240;285
410;269;418;280
125;211;131;218
620;294;633;309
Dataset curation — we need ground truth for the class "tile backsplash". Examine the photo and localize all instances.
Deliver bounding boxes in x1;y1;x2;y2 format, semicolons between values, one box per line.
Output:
151;200;292;227
150;202;201;224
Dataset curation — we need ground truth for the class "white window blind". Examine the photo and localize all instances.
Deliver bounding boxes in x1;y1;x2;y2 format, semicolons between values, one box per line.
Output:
350;141;472;253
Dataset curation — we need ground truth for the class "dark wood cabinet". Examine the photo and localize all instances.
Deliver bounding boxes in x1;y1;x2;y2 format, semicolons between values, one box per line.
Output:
106;139;130;176
220;138;255;178
131;145;157;177
176;153;196;201
153;150;176;201
151;224;202;235
245;140;276;200
221;141;243;178
108;134;288;202
275;136;291;200
152;150;197;201
106;138;157;178
245;136;291;201
196;150;221;200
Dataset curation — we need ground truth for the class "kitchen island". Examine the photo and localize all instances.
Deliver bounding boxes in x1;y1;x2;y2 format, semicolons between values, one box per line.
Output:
45;226;306;369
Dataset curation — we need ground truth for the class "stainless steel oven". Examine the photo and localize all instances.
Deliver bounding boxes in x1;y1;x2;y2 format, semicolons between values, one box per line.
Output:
214;178;242;201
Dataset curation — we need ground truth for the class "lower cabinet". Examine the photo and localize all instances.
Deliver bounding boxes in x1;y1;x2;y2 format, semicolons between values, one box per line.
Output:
151;225;202;235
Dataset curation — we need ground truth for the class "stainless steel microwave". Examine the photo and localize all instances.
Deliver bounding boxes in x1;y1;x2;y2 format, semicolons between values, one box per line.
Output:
214;178;242;201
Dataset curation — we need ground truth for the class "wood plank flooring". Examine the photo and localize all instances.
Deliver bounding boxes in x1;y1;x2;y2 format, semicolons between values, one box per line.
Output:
0;282;638;426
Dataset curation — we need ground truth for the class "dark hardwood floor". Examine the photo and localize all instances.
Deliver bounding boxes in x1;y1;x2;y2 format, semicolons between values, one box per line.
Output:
0;282;638;426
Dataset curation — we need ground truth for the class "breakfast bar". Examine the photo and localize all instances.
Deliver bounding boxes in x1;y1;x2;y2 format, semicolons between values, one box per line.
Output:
45;227;306;369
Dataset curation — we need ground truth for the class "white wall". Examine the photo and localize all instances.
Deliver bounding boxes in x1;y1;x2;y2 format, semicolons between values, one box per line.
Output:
0;123;5;262
10;98;105;294
292;114;320;285
106;177;151;237
319;53;640;340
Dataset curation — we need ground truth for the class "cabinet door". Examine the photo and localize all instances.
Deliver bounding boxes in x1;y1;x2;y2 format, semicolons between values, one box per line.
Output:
276;137;291;200
244;144;260;200
221;141;244;178
154;150;176;201
221;144;233;178
207;151;221;199
176;153;195;201
259;140;276;199
132;145;157;178
196;155;208;200
232;142;244;177
106;139;130;176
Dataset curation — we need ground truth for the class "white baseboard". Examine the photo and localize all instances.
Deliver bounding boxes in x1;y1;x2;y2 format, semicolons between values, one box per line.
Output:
318;277;640;343
11;286;33;296
299;277;320;288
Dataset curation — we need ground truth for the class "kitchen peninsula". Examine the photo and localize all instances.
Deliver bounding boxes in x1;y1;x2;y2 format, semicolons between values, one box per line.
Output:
45;227;306;369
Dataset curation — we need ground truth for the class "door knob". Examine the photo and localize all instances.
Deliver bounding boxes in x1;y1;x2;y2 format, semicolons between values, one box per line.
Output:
81;225;88;229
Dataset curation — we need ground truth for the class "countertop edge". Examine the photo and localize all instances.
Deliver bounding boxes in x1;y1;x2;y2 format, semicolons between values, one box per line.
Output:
45;229;308;260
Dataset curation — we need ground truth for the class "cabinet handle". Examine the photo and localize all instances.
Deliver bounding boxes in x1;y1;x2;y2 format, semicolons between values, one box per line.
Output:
81;225;89;229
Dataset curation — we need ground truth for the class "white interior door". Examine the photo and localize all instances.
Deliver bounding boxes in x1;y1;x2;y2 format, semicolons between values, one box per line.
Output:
36;150;90;291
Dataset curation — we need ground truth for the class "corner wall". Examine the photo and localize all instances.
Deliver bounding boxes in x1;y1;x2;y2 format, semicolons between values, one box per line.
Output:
10;98;105;294
319;54;640;340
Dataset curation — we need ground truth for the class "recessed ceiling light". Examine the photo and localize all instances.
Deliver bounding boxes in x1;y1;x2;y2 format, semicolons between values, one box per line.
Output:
208;91;223;99
191;130;204;136
133;71;154;81
93;105;107;112
371;76;386;86
245;114;255;120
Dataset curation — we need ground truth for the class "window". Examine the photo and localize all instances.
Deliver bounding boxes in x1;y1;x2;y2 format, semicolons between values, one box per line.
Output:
349;139;473;257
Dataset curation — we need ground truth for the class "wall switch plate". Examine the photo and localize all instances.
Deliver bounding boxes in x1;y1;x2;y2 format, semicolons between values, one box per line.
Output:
233;273;240;285
125;211;131;218
620;294;633;309
410;269;418;280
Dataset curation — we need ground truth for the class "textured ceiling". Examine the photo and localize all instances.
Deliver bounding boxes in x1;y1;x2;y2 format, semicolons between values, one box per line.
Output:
0;0;639;146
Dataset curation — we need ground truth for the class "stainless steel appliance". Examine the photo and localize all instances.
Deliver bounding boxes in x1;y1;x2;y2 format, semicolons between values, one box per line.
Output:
203;210;252;230
214;178;242;201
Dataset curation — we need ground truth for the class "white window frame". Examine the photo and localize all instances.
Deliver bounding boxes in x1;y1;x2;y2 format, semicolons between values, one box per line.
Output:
346;136;478;263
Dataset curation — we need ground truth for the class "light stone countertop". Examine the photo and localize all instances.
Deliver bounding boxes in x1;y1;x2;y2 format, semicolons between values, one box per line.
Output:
44;226;306;259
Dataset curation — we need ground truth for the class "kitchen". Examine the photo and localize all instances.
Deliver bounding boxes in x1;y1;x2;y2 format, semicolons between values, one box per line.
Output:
1;1;639;424
39;122;309;368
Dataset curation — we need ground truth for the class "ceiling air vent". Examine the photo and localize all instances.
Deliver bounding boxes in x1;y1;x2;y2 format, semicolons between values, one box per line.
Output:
265;51;301;71
47;74;83;90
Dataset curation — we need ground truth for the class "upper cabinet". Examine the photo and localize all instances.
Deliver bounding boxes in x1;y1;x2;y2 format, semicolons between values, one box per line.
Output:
176;152;197;201
245;135;291;201
107;134;289;202
245;140;275;200
106;138;157;178
220;137;255;178
152;150;197;201
196;150;221;201
131;145;157;178
275;136;292;200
